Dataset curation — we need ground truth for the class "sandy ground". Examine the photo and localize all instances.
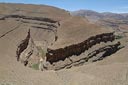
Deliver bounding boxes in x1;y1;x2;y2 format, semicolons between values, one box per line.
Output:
0;45;128;85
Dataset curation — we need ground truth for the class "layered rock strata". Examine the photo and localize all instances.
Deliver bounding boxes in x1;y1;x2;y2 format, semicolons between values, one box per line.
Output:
46;32;115;64
53;42;122;70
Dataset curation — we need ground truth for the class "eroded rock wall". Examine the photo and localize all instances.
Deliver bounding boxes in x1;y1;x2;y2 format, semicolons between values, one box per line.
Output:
46;32;115;64
42;42;122;71
16;29;40;67
16;29;31;61
0;15;58;23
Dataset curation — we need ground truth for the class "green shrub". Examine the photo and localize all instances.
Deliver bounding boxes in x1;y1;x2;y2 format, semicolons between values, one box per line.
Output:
115;35;123;39
31;63;39;70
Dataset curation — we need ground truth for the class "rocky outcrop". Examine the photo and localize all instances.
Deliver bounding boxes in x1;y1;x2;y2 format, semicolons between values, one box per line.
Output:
0;15;58;23
41;42;122;71
16;29;31;61
31;26;55;32
46;32;115;64
20;20;58;28
16;29;40;66
87;42;122;62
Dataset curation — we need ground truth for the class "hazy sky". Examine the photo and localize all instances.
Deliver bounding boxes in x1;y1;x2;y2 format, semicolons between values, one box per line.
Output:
0;0;128;13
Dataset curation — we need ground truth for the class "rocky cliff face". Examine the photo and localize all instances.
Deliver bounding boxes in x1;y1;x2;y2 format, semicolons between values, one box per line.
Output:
16;29;40;67
38;32;123;71
16;29;31;61
46;32;115;64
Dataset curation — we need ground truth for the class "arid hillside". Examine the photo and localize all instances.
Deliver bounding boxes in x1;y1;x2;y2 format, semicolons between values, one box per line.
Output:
0;3;128;85
71;10;128;33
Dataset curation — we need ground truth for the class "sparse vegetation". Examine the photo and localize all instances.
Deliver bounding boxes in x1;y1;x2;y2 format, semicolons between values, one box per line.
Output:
118;45;125;49
37;46;46;58
31;63;39;70
115;35;124;40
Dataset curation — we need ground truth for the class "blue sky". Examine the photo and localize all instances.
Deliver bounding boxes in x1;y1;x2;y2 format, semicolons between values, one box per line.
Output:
0;0;128;13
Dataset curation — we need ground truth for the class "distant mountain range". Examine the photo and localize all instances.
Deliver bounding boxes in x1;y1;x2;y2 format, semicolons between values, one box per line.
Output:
71;10;128;33
71;10;128;22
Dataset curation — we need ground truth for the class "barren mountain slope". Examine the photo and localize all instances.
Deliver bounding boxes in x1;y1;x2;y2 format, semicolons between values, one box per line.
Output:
0;3;128;85
71;10;128;33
